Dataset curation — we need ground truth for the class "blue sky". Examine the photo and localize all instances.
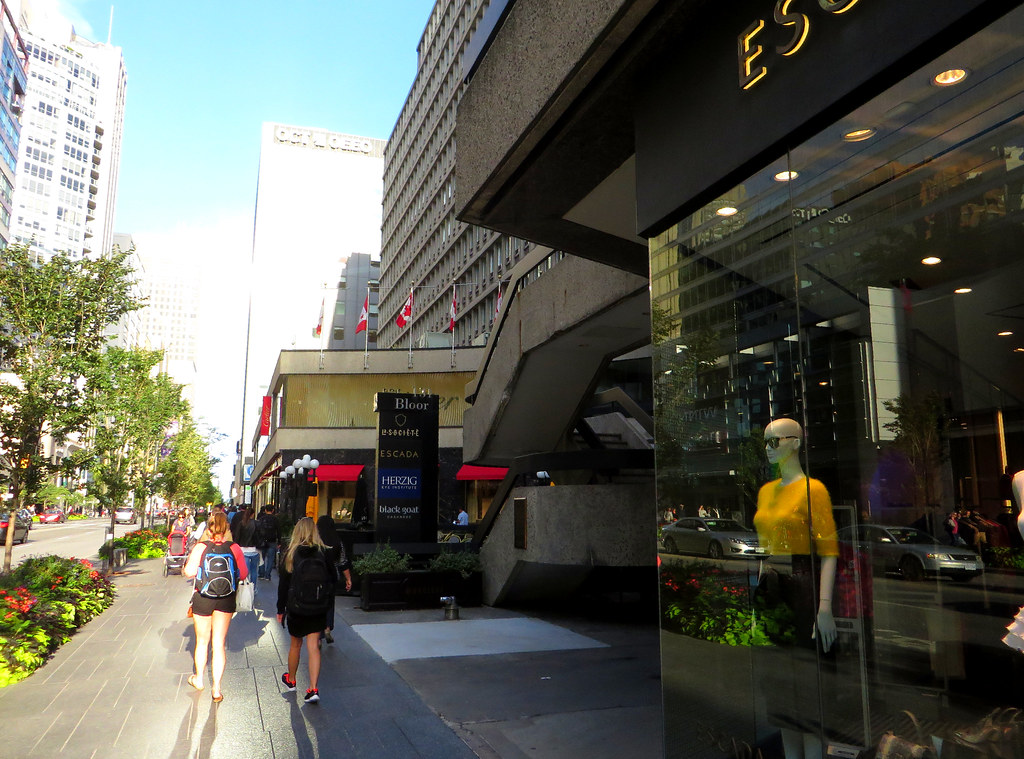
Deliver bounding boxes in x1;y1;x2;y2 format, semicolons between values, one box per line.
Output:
61;0;435;233
48;0;437;494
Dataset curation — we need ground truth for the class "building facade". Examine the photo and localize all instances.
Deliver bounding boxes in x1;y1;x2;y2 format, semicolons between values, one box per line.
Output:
325;252;380;351
11;4;126;261
379;0;538;350
247;346;486;529
241;124;386;467
0;2;27;246
456;1;1024;757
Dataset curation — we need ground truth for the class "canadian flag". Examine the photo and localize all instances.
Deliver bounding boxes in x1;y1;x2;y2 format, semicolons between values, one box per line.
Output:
396;289;414;328
314;299;324;337
448;288;457;332
493;286;502;322
356;293;369;334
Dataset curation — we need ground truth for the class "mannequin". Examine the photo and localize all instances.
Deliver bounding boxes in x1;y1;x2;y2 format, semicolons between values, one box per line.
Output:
754;418;839;759
1003;472;1024;651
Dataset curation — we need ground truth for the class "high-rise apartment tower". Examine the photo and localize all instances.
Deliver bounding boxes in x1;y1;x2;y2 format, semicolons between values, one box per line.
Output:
379;0;537;349
11;5;126;260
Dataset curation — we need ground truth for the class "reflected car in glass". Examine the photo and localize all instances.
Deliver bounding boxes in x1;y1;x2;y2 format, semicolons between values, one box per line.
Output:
837;524;983;582
114;507;137;525
661;517;765;559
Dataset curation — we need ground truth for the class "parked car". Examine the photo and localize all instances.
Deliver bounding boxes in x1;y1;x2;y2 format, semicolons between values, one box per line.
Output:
0;513;31;544
661;517;765;559
39;509;66;524
836;524;983;582
114;507;137;525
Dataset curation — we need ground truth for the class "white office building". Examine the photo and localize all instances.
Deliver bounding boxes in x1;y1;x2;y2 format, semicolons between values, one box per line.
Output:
10;4;126;261
241;123;385;464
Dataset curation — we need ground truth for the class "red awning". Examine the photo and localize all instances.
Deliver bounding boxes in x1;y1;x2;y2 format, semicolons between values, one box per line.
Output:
456;465;509;481
316;464;365;482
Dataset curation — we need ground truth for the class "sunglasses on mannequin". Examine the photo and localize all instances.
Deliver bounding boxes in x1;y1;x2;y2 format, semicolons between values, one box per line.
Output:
764;436;798;449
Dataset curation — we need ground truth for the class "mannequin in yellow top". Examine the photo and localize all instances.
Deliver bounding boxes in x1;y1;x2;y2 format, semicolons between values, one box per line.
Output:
754;418;839;759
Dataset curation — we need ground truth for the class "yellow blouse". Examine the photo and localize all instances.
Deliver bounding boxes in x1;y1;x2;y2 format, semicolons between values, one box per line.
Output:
753;477;838;557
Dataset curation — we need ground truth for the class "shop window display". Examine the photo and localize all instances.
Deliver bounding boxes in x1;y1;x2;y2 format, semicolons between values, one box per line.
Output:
653;7;1024;758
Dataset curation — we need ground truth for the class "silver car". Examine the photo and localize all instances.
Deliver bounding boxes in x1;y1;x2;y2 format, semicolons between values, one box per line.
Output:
661;517;765;559
837;524;983;582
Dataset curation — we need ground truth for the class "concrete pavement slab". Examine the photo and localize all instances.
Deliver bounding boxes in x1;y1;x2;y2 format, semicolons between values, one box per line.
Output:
351;617;609;662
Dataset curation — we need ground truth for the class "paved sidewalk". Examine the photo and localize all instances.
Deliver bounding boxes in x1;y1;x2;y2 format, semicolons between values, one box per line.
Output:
0;558;662;759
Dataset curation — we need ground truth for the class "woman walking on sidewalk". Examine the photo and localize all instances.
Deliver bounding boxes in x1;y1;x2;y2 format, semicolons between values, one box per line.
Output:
183;511;248;703
277;517;346;703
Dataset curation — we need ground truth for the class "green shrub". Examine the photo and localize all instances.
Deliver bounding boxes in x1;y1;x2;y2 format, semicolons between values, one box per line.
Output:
352;542;411;575
0;556;115;686
660;560;794;647
98;528;166;559
67;514;89;521
428;549;482;578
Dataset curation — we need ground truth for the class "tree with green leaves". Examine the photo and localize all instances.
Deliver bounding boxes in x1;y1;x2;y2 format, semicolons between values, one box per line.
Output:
83;347;185;538
158;415;219;510
0;243;141;571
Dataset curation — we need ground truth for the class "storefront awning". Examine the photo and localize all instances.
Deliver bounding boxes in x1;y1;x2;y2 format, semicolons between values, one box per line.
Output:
456;465;509;481
316;464;364;482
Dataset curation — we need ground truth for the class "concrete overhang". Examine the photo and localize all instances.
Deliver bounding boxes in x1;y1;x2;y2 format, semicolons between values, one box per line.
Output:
455;0;710;276
463;254;650;465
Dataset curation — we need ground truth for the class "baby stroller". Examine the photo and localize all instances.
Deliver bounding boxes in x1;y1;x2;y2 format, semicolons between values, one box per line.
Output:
163;530;191;576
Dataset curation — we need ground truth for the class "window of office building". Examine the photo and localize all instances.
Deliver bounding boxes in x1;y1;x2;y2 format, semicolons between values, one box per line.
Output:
651;8;1024;758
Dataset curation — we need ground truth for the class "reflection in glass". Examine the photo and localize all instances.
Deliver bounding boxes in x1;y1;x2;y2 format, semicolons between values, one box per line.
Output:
654;7;1024;758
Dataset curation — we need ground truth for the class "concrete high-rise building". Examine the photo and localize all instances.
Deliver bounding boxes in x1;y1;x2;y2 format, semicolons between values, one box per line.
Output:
10;3;126;261
242;123;385;464
379;0;539;350
324;252;380;350
130;232;200;408
0;3;27;246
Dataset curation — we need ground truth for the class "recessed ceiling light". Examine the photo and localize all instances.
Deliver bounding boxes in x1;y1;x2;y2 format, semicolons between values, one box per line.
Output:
843;128;876;142
774;170;798;182
717;206;738;217
1015;347;1024;353
954;287;972;294
999;331;1013;337
933;68;968;86
921;256;942;265
818;381;828;386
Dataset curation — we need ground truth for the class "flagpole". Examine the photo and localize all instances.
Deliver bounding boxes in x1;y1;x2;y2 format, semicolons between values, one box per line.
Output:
407;286;414;368
363;284;370;370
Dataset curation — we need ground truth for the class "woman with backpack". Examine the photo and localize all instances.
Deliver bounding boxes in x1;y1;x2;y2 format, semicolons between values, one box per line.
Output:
183;511;248;703
276;517;351;703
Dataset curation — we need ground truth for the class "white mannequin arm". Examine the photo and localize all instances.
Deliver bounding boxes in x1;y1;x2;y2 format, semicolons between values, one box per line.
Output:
1014;471;1024;540
814;554;838;652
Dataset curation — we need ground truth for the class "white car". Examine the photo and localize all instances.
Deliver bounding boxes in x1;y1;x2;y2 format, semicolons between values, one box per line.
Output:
114;507;137;525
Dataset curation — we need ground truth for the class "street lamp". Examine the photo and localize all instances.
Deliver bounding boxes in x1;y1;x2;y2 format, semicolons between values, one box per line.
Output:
279;454;319;523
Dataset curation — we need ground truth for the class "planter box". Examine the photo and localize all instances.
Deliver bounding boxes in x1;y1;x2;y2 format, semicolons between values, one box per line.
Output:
360;570;483;611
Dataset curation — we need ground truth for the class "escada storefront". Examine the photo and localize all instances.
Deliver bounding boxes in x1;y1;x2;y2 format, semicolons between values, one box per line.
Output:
455;1;1024;756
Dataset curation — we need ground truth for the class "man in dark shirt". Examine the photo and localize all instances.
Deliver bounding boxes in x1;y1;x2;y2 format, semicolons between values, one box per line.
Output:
255;505;281;580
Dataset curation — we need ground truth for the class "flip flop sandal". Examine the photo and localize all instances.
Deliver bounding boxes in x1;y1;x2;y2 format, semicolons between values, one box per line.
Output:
187;675;203;691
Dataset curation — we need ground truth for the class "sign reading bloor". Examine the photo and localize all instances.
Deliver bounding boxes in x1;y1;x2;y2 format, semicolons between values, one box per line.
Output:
373;392;439;543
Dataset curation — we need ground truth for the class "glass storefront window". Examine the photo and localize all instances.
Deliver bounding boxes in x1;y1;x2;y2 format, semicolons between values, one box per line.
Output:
653;7;1024;758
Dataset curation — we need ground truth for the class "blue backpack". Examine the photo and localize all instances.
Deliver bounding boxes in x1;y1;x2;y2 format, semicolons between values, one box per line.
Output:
197;541;238;598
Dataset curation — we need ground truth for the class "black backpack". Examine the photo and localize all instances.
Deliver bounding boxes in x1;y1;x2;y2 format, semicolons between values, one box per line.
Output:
287;549;334;615
255;513;277;549
197;542;238;598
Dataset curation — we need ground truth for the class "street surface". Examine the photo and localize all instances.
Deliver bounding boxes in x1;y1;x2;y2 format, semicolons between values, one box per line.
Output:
7;516;157;566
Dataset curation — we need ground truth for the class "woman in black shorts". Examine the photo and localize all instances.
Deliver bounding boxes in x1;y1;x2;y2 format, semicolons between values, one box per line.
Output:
183;512;248;702
276;517;341;703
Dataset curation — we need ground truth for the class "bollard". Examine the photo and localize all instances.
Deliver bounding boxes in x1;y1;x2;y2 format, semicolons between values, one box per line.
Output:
440;595;460;621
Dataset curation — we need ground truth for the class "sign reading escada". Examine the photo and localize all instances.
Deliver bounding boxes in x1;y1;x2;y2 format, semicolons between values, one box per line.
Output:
739;0;863;90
